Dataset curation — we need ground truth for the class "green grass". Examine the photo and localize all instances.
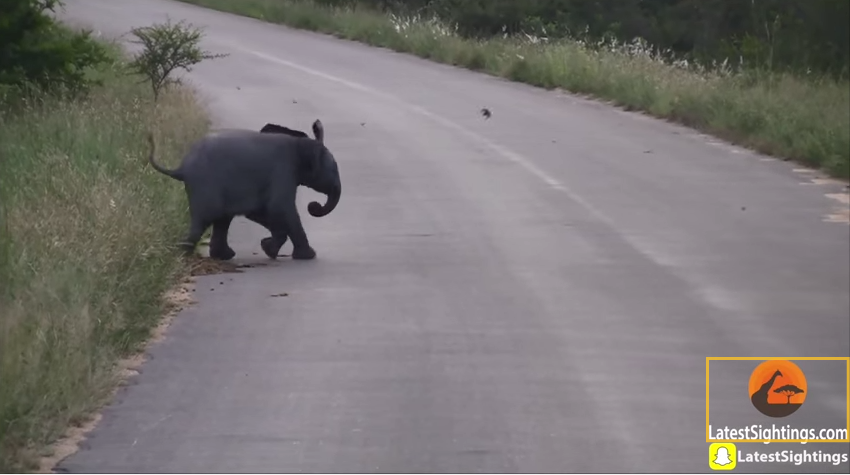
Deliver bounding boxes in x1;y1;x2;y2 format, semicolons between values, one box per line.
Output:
178;0;850;180
0;41;210;472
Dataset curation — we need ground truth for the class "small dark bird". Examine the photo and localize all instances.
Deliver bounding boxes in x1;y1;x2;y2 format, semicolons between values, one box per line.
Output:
480;108;491;119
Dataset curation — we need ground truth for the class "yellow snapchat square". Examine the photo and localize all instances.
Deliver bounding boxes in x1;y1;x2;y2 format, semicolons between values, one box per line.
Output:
709;443;737;470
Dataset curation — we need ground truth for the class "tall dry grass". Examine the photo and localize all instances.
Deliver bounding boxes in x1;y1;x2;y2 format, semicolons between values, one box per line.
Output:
0;46;210;472
178;0;850;179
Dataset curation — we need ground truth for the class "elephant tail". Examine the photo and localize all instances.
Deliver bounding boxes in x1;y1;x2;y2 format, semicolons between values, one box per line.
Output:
146;131;184;181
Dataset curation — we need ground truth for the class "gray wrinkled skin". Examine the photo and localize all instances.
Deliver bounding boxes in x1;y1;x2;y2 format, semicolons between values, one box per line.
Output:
147;119;341;261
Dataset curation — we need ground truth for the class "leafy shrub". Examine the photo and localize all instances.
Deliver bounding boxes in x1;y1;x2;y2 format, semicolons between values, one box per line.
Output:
0;0;110;95
127;18;228;101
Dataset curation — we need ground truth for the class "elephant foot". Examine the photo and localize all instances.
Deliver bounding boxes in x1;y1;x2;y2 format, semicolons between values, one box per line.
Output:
209;245;236;261
292;245;317;260
261;237;284;259
179;241;198;257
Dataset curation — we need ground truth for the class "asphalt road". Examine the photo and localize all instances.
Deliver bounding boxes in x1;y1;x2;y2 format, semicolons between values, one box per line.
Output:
57;1;849;473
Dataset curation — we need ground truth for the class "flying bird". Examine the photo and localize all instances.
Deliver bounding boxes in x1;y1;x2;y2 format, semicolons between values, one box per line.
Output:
480;108;491;119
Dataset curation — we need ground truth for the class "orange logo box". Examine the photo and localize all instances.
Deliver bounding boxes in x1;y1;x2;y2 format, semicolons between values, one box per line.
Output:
705;357;850;443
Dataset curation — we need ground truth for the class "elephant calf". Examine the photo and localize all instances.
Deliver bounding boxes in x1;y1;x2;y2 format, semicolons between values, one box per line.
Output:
147;119;341;261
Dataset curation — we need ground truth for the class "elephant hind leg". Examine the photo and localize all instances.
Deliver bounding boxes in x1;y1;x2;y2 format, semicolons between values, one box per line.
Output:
180;216;210;257
208;216;236;260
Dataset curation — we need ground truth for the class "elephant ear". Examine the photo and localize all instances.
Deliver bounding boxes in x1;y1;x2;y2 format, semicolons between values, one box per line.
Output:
260;123;309;138
298;138;325;182
311;119;324;144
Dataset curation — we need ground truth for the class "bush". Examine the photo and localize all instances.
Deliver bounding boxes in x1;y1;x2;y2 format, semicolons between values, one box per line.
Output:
127;18;228;101
0;0;110;96
324;0;850;78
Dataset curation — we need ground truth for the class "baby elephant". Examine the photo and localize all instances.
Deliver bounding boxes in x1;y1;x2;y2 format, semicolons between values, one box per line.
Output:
147;119;341;261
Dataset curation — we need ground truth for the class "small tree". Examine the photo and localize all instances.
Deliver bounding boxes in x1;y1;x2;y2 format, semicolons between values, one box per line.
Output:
127;18;227;101
774;384;805;404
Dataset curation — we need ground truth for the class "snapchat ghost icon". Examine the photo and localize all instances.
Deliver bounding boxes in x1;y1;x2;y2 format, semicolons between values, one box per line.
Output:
709;443;737;470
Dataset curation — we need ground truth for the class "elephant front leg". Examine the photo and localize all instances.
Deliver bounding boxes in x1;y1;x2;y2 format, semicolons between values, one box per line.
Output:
208;216;236;260
245;210;288;259
258;221;294;260
269;194;315;260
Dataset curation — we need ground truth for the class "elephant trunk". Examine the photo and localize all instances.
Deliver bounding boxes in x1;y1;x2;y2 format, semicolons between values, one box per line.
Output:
307;183;340;217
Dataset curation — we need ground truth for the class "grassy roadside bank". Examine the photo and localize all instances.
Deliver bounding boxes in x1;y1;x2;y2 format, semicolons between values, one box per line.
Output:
0;39;210;471
177;0;849;180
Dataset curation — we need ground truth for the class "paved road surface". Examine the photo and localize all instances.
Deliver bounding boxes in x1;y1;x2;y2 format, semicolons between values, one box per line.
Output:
57;1;849;473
